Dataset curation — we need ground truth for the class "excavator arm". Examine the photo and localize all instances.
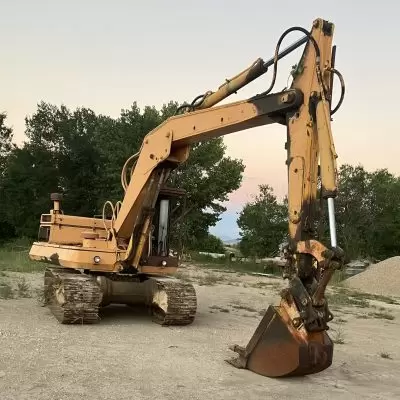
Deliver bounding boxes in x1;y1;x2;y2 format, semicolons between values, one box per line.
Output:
225;20;345;377
114;17;345;376
116;18;343;268
29;17;346;378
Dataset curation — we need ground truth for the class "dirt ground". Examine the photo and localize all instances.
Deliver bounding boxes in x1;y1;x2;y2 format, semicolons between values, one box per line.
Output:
1;264;400;400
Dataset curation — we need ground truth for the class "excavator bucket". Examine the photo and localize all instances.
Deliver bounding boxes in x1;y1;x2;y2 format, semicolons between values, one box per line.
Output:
226;304;333;377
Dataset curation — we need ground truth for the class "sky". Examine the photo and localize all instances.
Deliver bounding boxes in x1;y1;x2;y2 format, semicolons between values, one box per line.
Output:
1;1;400;240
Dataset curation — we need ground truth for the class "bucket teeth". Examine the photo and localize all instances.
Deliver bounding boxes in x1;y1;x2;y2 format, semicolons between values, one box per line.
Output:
226;304;333;377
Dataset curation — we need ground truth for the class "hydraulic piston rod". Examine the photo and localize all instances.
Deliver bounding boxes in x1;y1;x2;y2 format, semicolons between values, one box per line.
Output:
263;35;309;69
327;198;337;248
196;35;309;109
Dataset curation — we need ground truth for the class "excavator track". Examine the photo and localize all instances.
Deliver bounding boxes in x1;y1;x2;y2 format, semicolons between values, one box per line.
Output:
43;267;197;326
43;267;102;324
147;277;197;326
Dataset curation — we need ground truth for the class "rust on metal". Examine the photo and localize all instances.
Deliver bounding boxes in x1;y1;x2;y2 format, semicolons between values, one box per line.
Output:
28;17;345;379
296;239;332;263
226;300;333;377
159;186;186;198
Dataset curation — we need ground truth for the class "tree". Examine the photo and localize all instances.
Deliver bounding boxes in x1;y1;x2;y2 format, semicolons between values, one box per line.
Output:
329;164;372;258
0;112;14;175
195;233;225;253
366;169;400;258
91;101;244;252
167;139;244;252
0;101;244;247
23;102;103;216
1;103;104;237
237;185;287;258
0;113;16;240
324;164;400;261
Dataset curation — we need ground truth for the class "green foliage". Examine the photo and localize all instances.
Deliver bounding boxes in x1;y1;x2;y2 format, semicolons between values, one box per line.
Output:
0;238;46;272
193;233;225;253
190;253;275;274
334;164;400;260
4;97;400;264
236;164;400;262
0;101;244;249
0;113;16;239
0;112;14;172
237;185;287;258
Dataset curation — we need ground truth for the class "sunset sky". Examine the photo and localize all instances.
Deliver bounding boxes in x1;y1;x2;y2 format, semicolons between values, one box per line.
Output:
2;1;399;240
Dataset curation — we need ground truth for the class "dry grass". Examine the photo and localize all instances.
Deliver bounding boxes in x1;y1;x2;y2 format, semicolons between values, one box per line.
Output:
356;311;394;320
326;286;391;309
330;286;399;306
242;313;258;318
332;324;346;344
198;274;226;286
328;289;370;308
195;270;243;286
17;278;31;298
0;275;33;300
174;272;194;283
0;282;14;299
209;305;230;313
35;287;47;306
354;292;399;305
249;281;280;290
190;254;282;276
229;301;258;313
369;311;395;320
0;238;46;273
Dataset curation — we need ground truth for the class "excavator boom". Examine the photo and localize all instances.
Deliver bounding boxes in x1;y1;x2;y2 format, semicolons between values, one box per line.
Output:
29;17;345;378
226;19;345;377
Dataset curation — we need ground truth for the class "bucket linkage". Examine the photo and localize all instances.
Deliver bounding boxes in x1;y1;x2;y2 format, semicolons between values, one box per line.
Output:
226;241;344;378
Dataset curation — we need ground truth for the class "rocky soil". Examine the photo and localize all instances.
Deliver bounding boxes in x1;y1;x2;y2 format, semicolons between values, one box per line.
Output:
0;264;399;400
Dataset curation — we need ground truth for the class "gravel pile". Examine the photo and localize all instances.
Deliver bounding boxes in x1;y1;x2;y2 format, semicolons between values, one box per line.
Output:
344;256;400;297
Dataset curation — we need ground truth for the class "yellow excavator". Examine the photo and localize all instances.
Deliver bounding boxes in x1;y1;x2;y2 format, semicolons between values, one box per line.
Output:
29;17;345;378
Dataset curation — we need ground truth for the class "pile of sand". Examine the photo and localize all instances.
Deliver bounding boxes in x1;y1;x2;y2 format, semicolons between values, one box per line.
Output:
344;256;400;298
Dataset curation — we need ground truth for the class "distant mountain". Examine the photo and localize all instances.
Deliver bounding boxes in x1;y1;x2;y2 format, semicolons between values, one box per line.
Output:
218;235;234;242
222;237;240;245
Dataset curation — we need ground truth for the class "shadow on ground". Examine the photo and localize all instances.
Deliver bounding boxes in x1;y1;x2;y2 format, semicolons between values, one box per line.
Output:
98;304;152;325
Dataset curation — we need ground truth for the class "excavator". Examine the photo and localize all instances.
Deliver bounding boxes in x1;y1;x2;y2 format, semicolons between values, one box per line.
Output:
29;17;345;378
